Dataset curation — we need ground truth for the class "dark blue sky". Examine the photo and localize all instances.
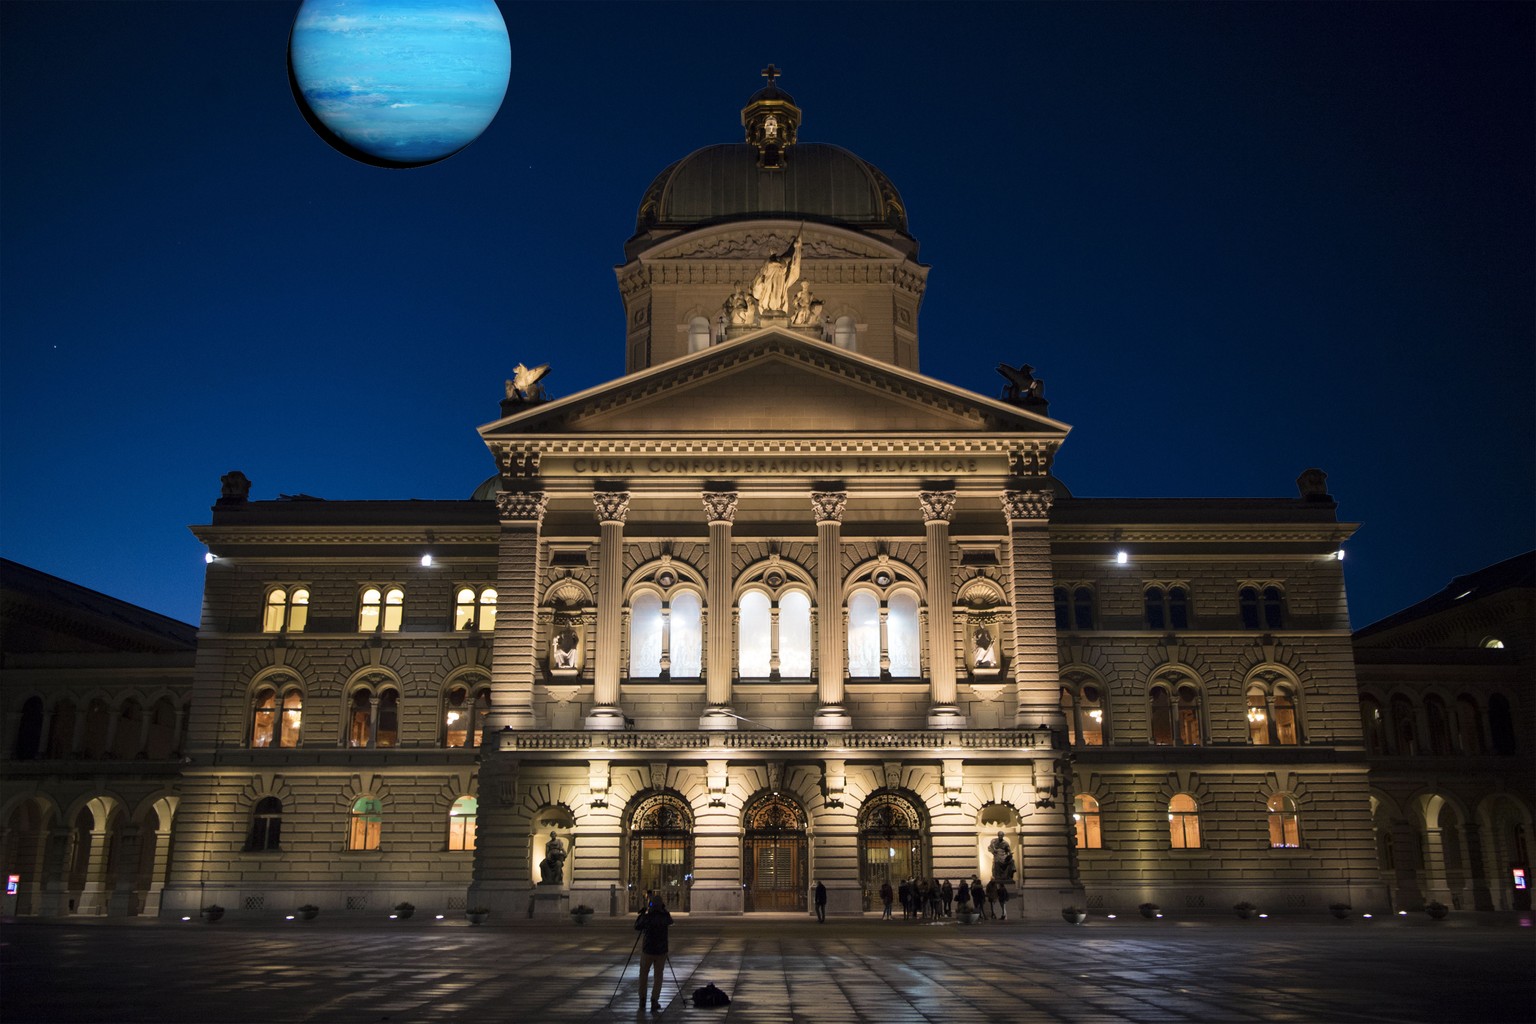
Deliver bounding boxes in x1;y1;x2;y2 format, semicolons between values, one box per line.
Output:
2;1;1531;629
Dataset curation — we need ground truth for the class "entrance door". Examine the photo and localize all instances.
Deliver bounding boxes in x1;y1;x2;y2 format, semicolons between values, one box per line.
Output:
858;792;926;911
627;793;693;911
743;793;807;912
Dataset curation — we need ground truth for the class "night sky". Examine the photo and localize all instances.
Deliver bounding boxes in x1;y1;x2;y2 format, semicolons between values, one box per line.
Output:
2;2;1531;630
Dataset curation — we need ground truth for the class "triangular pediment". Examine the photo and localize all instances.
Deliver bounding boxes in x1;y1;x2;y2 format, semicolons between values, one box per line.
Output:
481;330;1069;442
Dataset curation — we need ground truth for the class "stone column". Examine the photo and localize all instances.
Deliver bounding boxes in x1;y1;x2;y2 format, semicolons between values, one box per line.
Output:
700;491;739;730
491;490;547;731
587;491;630;730
466;757;526;916
1002;490;1064;730
140;824;173;917
35;827;72;917
106;825;141;917
1389;817;1426;910
1463;822;1495;911
76;825;111;916
921;491;964;728
812;491;851;730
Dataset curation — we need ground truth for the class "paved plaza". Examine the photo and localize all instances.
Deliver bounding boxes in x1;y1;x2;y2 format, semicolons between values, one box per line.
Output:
3;912;1533;1024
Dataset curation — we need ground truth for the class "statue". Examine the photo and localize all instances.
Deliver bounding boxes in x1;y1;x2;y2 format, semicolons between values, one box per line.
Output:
551;628;578;669
506;362;551;402
751;231;802;315
789;282;818;326
972;628;997;668
988;830;1016;882
538;830;567;885
724;282;756;327
996;363;1045;405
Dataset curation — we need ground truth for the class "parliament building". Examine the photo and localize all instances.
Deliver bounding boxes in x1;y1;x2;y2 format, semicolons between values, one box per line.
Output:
4;76;1530;921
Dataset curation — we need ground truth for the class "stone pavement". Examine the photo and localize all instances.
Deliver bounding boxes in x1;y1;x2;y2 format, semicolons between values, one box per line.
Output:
2;912;1533;1024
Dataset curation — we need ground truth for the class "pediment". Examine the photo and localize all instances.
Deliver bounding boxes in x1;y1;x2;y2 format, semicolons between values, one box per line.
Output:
481;330;1068;442
642;223;904;262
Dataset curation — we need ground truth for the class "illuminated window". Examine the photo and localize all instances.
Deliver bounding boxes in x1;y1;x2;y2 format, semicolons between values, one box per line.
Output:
1074;794;1102;849
1247;682;1301;745
628;585;702;679
848;587;921;677
1061;679;1106;745
1267;794;1301;848
1169;794;1201;849
359;587;403;632
454;587;497;631
348;797;382;851
245;797;283;852
347;682;400;749
251;682;304;749
1144;585;1190;630
1150;681;1202;746
442;680;491;748
448;796;478;851
263;587;309;633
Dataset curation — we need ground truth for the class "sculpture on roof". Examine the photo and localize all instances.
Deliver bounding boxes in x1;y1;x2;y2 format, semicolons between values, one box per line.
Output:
506;362;551;402
789;282;821;327
751;230;802;316
997;363;1046;406
724;281;756;326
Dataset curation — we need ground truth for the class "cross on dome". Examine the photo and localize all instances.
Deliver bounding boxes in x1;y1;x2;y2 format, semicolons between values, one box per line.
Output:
760;64;782;87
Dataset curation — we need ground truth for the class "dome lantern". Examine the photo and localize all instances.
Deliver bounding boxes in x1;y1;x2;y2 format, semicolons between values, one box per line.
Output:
741;64;800;169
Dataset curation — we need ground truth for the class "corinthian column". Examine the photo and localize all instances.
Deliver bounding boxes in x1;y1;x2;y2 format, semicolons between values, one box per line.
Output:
1002;489;1063;730
700;491;739;730
491;490;547;731
812;490;851;730
922;490;965;729
586;491;630;730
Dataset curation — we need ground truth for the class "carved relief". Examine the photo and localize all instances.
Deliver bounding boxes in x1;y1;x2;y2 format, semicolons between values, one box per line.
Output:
811;491;847;523
593;491;631;524
1001;489;1053;521
919;490;956;523
701;491;739;524
496;491;547;523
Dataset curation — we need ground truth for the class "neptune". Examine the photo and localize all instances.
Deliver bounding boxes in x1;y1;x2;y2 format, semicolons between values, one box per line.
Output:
289;0;511;167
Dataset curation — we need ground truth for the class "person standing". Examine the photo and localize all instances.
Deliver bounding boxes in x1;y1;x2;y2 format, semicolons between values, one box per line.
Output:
879;881;894;920
985;879;999;920
996;879;1010;921
970;878;988;919
940;878;954;917
635;893;672;1013
955;878;971;917
814;880;827;923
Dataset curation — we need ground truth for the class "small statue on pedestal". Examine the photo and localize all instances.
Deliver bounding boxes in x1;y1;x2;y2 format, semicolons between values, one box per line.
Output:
539;830;567;885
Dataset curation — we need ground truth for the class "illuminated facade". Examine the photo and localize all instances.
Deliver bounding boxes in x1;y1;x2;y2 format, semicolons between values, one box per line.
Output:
11;79;1525;921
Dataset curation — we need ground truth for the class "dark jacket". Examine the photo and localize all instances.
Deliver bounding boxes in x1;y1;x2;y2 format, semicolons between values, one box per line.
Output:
635;905;672;955
814;882;827;906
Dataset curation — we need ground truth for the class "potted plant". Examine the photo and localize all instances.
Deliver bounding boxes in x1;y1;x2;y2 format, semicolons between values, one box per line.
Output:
201;904;225;923
957;905;980;924
393;901;415;920
1233;901;1258;920
465;907;490;925
1328;903;1352;920
1061;907;1088;925
297;904;320;921
1138;902;1161;920
570;904;594;925
1424;900;1449;920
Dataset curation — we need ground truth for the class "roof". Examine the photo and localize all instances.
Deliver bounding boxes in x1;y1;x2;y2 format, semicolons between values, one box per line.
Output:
0;558;198;654
1354;550;1535;640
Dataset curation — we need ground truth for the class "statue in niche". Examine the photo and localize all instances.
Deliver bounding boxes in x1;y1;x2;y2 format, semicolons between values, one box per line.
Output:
539;830;567;885
988;830;1016;882
551;628;579;669
724;282;756;326
751;231;802;315
972;628;997;668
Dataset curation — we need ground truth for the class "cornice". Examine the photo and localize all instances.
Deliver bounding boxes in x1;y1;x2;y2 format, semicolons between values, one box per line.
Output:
496;728;1051;754
1050;523;1358;545
489;437;1057;458
192;525;500;546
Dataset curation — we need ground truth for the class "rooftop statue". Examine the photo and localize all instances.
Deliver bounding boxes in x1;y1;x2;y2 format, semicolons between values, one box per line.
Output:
997;363;1046;406
751;230;802;316
506;362;551;402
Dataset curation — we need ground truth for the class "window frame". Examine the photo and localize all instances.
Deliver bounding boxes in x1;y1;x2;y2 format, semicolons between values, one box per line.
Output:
1169;793;1202;849
348;797;383;851
1074;794;1102;850
345;679;402;749
358;585;404;633
1267;793;1301;849
453;586;497;631
245;796;284;852
263;586;310;634
447;795;478;851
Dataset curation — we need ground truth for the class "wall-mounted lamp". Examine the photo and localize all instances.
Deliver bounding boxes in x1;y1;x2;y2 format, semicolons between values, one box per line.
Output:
1116;550;1129;565
204;552;216;564
420;554;434;567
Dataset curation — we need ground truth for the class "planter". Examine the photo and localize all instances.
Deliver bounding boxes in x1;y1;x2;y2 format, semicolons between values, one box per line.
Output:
1061;909;1088;925
1138;903;1160;920
1424;902;1448;920
393;903;415;920
571;911;593;926
201;906;225;923
297;906;320;921
466;910;489;925
1329;905;1351;920
957;910;980;925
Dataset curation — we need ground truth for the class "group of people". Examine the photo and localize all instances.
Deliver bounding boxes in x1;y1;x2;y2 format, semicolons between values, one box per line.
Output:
878;876;1010;921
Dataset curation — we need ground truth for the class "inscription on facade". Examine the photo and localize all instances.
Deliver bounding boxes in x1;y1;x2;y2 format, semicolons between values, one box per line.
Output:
551;456;1002;477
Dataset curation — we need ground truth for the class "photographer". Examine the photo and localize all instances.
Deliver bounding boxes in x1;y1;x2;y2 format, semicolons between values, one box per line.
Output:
634;892;673;1013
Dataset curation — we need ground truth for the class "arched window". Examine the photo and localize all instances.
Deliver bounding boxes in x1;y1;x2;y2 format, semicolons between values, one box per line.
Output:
81;698;111;758
1061;680;1106;746
1074;794;1102;849
1073;587;1096;630
670;591;702;677
1424;695;1454;755
627;793;694;911
833;315;857;350
454;587;497;630
848;591;880;677
1267;794;1301;848
14;696;44;760
109;700;141;759
442;680;491;748
1053;587;1070;630
1456;695;1485;755
245;797;283;852
887;590;920;677
47;699;76;758
263;587;309;633
779;590;812;677
688;316;712;353
359;587;403;632
447;796;477;851
1145;586;1189;630
1176;684;1202;745
739;590;771;677
628;585;703;679
1360;696;1389;755
1169;794;1201;849
629;591;662;677
1247;681;1301;745
1391;695;1418;756
1150;681;1202;746
858;791;926;911
1261;587;1285;628
1150;686;1174;745
251;681;303;748
348;797;382;851
1239;586;1286;629
347;681;400;749
1239;586;1260;630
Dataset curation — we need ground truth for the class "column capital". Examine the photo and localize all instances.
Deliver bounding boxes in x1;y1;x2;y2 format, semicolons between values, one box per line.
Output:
919;490;956;523
593;490;631;524
1002;489;1054;521
495;490;547;523
701;491;739;524
811;491;847;523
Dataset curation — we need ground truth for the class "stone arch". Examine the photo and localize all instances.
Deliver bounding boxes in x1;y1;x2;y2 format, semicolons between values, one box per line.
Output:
624;789;695;911
742;789;810;912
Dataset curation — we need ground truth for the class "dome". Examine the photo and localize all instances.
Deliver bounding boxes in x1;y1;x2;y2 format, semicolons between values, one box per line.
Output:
633;142;908;237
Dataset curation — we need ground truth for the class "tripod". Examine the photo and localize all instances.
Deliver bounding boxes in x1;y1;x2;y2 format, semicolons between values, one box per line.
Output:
608;930;643;1005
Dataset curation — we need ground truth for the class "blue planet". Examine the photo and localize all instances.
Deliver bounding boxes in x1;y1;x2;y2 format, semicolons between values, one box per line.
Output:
289;0;511;167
